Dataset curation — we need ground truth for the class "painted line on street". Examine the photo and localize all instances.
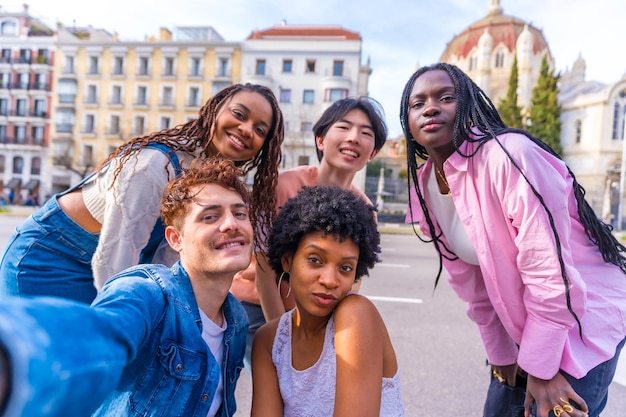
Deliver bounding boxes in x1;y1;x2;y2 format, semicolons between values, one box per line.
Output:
377;263;411;268
366;295;423;304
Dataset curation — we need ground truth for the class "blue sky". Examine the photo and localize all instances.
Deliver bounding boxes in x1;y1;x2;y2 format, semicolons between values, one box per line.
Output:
19;0;626;136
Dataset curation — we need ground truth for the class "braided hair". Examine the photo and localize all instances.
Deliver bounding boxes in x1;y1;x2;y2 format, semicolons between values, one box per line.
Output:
98;83;284;249
400;62;626;335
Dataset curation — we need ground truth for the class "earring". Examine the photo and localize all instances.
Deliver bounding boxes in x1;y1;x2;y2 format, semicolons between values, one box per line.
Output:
278;271;292;301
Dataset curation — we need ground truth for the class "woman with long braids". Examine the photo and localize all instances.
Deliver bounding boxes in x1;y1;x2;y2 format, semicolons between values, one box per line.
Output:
400;63;626;417
0;83;284;304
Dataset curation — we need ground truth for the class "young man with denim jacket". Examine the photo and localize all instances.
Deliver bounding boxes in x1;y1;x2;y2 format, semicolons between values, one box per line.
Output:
0;159;249;417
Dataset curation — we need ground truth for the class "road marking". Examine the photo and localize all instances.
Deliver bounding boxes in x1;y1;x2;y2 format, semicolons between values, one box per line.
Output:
378;263;411;268
366;295;423;304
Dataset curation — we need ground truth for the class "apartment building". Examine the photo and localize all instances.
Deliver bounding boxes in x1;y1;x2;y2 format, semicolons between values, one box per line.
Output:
0;4;55;204
241;24;372;174
50;25;241;195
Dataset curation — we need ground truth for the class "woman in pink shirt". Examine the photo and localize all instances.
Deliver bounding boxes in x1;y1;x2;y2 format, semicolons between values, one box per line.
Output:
401;63;626;417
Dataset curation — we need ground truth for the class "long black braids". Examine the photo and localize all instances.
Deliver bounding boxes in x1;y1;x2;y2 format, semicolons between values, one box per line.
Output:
400;62;626;337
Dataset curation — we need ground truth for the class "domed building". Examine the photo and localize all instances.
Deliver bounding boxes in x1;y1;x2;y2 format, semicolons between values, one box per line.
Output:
440;0;552;111
440;0;626;228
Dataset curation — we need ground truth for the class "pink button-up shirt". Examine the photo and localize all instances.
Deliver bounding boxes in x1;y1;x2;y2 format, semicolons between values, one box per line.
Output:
407;132;626;379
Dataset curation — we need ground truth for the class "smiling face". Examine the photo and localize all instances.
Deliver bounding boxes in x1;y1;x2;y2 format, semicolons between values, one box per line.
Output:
208;90;274;162
166;183;253;279
316;108;378;172
407;70;458;158
282;231;358;317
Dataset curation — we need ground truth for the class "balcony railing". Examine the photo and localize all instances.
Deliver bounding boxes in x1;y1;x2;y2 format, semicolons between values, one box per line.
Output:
56;123;74;133
0;136;45;146
58;94;76;104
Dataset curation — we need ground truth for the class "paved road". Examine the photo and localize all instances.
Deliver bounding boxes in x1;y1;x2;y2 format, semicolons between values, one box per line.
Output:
0;212;625;416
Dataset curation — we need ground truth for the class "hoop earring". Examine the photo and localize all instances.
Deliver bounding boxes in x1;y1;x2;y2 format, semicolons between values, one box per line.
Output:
278;271;292;301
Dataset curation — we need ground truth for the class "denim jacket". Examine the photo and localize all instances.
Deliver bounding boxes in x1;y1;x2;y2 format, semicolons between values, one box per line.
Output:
0;261;248;417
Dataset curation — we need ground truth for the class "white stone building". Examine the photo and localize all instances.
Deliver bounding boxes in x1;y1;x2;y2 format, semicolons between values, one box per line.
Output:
240;23;372;187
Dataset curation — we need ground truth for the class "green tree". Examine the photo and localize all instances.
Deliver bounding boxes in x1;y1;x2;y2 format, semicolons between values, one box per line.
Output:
527;56;562;155
498;56;524;128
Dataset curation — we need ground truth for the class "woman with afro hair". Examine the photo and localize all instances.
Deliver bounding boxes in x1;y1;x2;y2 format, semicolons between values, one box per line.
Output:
250;185;404;417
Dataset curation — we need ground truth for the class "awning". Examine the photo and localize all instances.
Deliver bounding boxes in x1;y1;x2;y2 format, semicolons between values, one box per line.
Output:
4;178;21;189
23;179;40;190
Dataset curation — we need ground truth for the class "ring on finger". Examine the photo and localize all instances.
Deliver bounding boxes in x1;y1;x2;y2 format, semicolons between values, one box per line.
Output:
559;397;574;413
553;405;564;417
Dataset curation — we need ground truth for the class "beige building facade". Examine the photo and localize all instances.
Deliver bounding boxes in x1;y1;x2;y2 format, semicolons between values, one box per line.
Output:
50;25;241;194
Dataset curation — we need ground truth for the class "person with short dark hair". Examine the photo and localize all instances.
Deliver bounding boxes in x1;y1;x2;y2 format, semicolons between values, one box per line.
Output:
251;186;404;417
0;159;251;417
400;62;626;417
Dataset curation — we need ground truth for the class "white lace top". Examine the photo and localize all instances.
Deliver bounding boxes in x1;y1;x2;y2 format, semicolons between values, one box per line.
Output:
272;309;405;417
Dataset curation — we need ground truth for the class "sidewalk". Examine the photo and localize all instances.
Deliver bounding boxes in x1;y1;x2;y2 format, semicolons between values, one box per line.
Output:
0;205;37;217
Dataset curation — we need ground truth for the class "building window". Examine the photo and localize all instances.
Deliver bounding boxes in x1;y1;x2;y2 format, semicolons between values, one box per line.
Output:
15;98;26;116
575;119;582;144
161;86;174;106
305;59;316;73
113;56;124;75
33;99;45;117
19;49;30;64
84;114;95;134
469;55;477;71
35;73;47;90
13;156;23;174
333;60;344;76
0;49;9;64
136;86;148;105
134;116;145;136
31;157;41;175
17;72;29;89
111;85;122;104
0;155;4;172
300;122;312;132
256;59;266;75
0;125;5;141
109;115;121;134
495;51;505;68
82;144;94;167
138;57;150;76
282;59;292;73
0;72;9;88
163;57;175;76
31;127;44;145
0;98;7;116
160;116;172;130
303;89;314;104
88;56;99;74
218;57;229;77
86;85;97;104
36;49;48;64
279;88;291;103
613;91;626;140
14;125;26;142
324;88;348;102
188;86;200;106
1;21;16;36
613;102;621;140
298;155;310;166
63;56;75;74
190;57;202;76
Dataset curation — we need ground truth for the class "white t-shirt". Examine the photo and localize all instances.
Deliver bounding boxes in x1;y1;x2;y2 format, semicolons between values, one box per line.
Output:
199;308;227;417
